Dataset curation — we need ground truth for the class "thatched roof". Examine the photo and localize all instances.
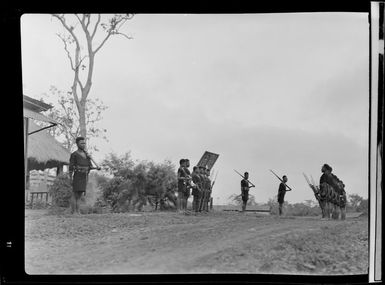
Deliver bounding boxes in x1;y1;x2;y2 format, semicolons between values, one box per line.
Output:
23;95;53;112
27;121;71;171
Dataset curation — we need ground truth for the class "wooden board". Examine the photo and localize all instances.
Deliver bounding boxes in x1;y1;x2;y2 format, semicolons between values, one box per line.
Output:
196;151;219;170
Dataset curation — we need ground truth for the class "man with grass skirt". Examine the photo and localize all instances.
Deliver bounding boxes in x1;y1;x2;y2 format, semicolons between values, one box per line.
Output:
69;137;93;215
319;164;333;219
319;163;346;220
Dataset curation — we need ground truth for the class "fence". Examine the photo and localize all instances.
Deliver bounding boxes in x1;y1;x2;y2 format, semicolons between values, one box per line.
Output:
26;170;56;205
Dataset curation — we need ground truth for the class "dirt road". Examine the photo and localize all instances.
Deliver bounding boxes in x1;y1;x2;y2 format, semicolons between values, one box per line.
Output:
25;209;368;275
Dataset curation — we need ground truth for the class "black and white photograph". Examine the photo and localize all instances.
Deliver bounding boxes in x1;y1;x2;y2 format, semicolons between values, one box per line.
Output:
14;6;382;281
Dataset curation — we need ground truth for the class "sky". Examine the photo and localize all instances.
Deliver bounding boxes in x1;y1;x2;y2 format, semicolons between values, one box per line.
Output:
21;13;369;204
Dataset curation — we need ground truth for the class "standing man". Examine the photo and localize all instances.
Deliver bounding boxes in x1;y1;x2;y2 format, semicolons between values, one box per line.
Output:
319;163;333;219
177;159;187;212
241;172;255;212
191;166;201;212
203;168;212;212
277;175;291;216
183;159;192;211
198;166;206;212
69;137;93;215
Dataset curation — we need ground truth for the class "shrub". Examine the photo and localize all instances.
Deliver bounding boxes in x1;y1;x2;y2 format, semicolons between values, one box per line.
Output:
98;154;179;212
99;176;136;212
28;199;50;209
266;197;321;216
49;174;73;207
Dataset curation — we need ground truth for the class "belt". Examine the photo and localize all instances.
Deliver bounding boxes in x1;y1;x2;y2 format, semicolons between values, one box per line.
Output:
74;166;89;173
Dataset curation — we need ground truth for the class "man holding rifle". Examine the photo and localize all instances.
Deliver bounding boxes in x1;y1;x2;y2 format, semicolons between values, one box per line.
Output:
277;175;291;216
69;137;100;215
240;172;255;212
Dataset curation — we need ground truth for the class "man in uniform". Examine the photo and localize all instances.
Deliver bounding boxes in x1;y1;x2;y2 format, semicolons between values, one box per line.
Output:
277;175;291;216
198;166;206;212
69;137;93;215
177;159;187;212
191;166;202;212
241;172;255;212
183;159;192;211
203;168;212;212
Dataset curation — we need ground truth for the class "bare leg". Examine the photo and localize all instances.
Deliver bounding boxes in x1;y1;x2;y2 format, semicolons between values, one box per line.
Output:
340;206;346;220
70;194;76;214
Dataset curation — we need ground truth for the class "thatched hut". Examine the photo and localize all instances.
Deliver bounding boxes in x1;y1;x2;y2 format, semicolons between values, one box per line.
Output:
27;120;70;173
23;95;70;189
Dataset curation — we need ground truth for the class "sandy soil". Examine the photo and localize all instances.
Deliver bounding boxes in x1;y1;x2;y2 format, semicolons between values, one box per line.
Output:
25;209;368;275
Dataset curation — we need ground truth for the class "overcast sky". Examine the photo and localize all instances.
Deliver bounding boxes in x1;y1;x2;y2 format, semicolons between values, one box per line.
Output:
21;13;369;204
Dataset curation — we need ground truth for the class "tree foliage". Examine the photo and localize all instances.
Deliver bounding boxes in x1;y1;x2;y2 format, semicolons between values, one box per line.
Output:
347;193;368;213
98;152;177;212
40;86;108;152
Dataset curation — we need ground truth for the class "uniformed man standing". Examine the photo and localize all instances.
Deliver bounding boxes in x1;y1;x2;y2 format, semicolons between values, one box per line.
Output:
69;137;93;215
198;166;206;212
203;168;212;212
177;159;187;212
241;172;254;212
191;166;201;212
183;159;192;211
277;175;291;216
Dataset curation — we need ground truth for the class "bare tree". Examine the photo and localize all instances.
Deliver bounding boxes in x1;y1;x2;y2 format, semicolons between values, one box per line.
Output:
51;13;134;140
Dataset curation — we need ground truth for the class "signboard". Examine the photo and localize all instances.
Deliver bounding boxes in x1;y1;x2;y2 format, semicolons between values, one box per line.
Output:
196;151;219;170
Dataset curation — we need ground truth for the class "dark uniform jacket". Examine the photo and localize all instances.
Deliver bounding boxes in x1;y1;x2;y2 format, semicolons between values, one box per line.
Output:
277;182;286;204
191;172;201;196
69;150;92;192
177;167;187;193
241;179;249;201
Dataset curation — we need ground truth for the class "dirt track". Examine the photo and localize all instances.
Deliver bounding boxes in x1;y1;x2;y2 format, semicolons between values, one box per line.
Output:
25;209;368;275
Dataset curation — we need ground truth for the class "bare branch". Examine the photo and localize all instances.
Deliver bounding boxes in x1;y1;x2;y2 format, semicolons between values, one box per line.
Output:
74;13;82;25
91;14;101;40
85;14;90;29
114;32;133;40
56;33;75;70
94;32;112;54
52;14;80;47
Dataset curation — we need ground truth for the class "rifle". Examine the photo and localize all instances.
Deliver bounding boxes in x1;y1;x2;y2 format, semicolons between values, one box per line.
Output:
84;150;101;170
211;170;219;189
233;169;256;188
269;169;293;191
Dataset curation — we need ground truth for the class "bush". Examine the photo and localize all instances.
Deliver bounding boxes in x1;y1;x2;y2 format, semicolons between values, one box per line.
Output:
266;197;321;216
27;199;50;209
98;153;179;212
99;176;135;212
49;174;73;207
286;203;321;216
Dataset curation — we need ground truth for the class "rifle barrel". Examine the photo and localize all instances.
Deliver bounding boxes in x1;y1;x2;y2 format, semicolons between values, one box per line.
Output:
233;169;256;187
269;169;293;191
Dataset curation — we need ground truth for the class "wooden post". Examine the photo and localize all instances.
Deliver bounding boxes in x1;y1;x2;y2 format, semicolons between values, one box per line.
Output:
24;117;29;195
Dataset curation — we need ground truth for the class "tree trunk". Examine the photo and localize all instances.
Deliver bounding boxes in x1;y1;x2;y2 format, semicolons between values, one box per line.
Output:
78;103;87;138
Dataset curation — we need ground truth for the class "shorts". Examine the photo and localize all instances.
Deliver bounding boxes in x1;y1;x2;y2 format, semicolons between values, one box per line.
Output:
242;192;249;202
